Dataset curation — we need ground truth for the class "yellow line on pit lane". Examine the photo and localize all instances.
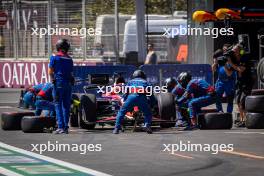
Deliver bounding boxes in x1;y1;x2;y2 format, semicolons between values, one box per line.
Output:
220;150;264;160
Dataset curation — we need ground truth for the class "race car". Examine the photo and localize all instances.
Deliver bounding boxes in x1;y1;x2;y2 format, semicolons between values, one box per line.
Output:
70;73;178;130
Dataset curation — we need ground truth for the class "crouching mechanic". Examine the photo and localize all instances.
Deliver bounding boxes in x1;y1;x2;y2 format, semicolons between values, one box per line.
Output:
177;72;217;130
172;74;190;127
113;70;154;134
48;39;74;134
23;83;55;117
23;83;45;108
164;77;177;92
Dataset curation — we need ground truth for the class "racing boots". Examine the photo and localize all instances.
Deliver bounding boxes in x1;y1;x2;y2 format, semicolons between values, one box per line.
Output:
113;127;120;134
142;126;152;134
54;128;65;134
183;118;199;131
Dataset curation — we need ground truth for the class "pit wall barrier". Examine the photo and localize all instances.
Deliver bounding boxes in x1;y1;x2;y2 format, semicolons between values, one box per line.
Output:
0;61;212;92
139;64;212;86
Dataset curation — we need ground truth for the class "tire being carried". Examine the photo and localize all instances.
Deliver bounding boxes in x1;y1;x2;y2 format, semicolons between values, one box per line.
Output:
199;113;233;129
156;93;176;128
1;112;35;130
79;94;97;130
156;93;176;121
21;116;56;133
245;113;264;129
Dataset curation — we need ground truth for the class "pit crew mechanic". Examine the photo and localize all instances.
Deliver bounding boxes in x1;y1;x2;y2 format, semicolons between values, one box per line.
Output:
113;70;154;134
176;72;217;130
171;76;189;127
23;83;55;117
215;60;236;113
214;43;246;114
48;39;74;134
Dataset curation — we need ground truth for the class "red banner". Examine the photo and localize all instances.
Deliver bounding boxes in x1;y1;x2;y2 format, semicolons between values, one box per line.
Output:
0;61;50;88
0;61;100;88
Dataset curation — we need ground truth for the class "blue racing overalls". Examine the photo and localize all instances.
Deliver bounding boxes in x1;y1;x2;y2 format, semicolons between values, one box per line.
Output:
28;84;45;95
172;83;188;123
49;52;73;130
115;78;153;129
35;83;55;117
23;84;45;107
178;79;216;119
215;66;236;113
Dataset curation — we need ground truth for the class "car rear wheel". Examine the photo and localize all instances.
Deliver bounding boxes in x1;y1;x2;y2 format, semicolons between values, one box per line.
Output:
78;94;97;130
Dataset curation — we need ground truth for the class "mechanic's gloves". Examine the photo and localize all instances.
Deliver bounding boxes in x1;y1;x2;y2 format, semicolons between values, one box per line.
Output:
52;79;56;85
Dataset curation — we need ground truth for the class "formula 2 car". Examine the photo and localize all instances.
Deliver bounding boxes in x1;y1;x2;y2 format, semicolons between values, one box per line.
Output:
70;73;177;130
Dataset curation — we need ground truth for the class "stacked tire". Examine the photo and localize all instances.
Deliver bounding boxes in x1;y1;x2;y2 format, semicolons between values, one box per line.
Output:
21;116;56;133
198;112;233;130
1;112;35;130
245;93;264;129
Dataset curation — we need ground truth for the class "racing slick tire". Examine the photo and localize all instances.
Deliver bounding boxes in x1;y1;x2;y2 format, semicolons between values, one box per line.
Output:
199;113;233;129
251;89;264;96
1;112;35;130
257;57;264;83
245;113;264;129
70;93;80;127
79;94;97;130
160;122;175;128
201;108;218;114
245;95;264;112
21;116;56;133
156;93;176;121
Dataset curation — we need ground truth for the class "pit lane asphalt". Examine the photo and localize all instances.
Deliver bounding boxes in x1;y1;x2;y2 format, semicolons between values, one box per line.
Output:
0;89;263;176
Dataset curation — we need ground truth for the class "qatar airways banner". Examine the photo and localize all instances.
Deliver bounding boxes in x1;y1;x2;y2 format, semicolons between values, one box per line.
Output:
0;61;99;88
0;61;50;88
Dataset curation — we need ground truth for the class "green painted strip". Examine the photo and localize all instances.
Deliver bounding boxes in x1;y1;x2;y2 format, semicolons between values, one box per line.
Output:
0;144;110;176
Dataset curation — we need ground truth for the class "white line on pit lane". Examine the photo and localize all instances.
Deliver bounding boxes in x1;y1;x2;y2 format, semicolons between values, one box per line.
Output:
0;167;23;176
0;106;13;108
0;142;112;176
224;131;264;135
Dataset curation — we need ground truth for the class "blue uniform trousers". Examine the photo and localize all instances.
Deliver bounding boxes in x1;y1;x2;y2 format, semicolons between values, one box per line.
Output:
188;95;216;118
53;82;72;130
35;96;55;117
115;94;152;129
215;80;235;113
